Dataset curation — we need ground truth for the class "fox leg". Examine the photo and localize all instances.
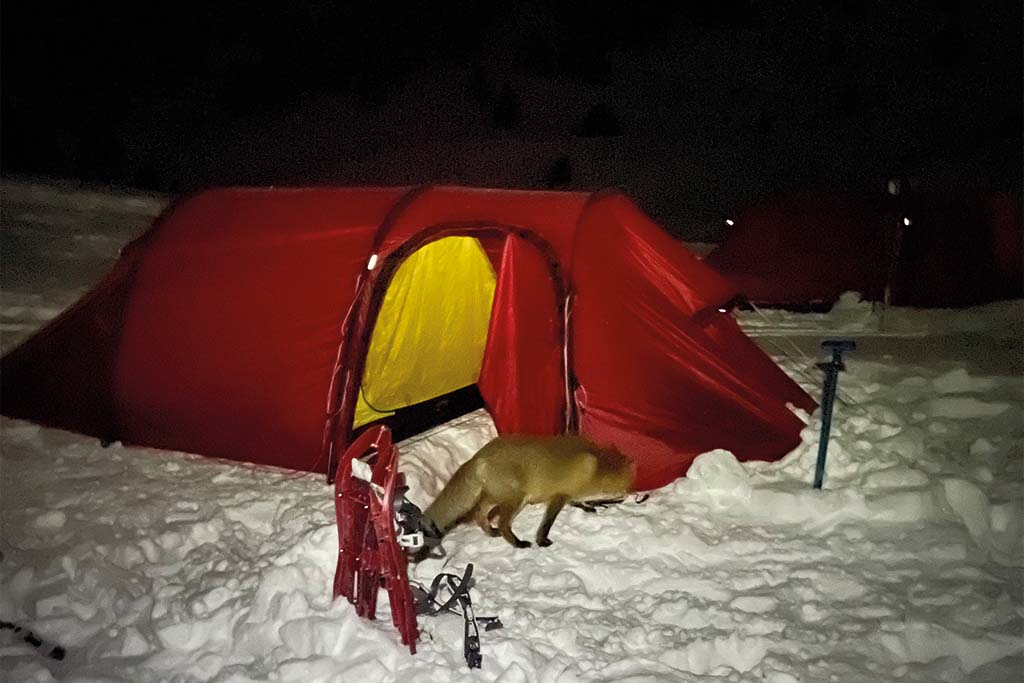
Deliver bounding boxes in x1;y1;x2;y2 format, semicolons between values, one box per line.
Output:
473;503;500;537
536;495;568;547
494;498;530;548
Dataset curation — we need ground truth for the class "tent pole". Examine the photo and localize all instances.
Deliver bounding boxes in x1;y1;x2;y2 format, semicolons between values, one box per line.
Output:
562;292;576;433
881;179;908;333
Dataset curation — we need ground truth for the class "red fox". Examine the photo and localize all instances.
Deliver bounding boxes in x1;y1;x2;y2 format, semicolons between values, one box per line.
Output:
422;435;635;549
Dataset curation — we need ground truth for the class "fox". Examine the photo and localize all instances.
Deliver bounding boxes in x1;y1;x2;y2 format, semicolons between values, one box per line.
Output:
420;435;635;550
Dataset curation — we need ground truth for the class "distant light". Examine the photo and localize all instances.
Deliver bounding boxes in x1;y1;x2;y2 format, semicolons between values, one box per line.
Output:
725;218;735;226
367;253;379;270
903;217;912;227
718;308;728;313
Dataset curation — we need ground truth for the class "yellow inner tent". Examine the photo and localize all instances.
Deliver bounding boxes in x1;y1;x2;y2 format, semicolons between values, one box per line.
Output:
354;236;497;427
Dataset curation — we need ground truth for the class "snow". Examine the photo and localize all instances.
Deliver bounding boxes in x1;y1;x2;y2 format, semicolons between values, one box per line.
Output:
1;179;1022;681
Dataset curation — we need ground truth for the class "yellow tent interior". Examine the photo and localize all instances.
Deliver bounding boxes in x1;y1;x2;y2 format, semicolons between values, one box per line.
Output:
354;236;497;427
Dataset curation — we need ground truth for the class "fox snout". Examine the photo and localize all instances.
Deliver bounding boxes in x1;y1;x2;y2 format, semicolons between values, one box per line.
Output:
419;516;443;541
410;516;446;562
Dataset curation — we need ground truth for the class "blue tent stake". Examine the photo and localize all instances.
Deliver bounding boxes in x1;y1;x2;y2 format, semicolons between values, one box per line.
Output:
813;340;856;489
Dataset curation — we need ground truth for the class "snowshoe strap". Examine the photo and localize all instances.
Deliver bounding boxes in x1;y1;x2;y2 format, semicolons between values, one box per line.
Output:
571;493;648;513
393;491;444;556
0;620;66;661
413;563;474;617
411;563;503;669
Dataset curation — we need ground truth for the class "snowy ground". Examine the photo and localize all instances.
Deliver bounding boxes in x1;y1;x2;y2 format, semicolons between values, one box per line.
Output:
1;180;1022;682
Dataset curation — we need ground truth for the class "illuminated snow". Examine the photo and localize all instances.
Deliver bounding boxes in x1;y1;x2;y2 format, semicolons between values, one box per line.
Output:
1;180;1021;682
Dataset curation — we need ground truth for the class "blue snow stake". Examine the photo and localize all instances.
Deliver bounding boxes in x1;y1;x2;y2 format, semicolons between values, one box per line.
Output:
813;339;856;490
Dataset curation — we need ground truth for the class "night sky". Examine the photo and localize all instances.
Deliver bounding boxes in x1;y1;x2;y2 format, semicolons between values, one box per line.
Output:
2;0;1021;238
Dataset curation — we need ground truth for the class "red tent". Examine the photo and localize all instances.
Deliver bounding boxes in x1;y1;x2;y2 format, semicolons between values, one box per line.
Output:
1;186;814;491
706;189;1023;309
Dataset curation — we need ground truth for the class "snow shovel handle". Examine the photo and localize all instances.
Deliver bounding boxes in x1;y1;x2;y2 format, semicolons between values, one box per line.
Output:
813;340;856;490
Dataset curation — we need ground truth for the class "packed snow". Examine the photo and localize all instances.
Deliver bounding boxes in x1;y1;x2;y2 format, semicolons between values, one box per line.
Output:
1;180;1022;682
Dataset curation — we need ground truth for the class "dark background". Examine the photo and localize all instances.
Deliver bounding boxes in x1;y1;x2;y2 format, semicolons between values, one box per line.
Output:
2;0;1021;240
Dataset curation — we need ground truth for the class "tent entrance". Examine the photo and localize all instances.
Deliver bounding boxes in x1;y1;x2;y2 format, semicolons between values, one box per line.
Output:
329;227;570;479
354;236;497;433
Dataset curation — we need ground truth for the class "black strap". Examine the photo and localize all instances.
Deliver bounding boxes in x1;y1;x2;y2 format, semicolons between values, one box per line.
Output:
411;563;503;669
393;492;445;556
572;493;649;513
0;620;66;661
414;563;474;616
